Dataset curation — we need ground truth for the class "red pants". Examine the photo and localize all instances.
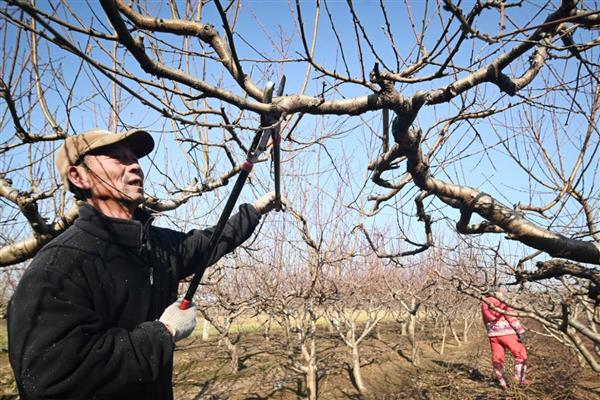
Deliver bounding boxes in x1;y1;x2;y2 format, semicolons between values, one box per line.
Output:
489;334;527;365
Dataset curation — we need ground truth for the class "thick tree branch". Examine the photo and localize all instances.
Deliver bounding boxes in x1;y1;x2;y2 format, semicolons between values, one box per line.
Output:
111;0;262;100
0;77;29;140
517;259;600;301
425;1;575;103
0;175;55;235
392;116;600;265
0;204;79;267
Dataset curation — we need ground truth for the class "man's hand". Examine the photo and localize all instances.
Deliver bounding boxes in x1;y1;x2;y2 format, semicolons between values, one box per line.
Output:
517;332;526;344
252;191;286;215
159;301;197;343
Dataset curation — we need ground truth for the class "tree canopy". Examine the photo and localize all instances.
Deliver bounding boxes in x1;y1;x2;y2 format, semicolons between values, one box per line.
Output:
1;0;600;369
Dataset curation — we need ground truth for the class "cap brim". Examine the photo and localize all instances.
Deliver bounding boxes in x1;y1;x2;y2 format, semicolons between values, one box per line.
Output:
121;129;155;159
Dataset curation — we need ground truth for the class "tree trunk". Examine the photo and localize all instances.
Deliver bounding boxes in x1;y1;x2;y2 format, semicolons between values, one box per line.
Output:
351;345;367;395
223;336;239;373
303;331;318;400
450;322;462;346
463;317;472;343
411;341;420;366
306;364;317;400
202;319;210;341
400;321;407;336
408;312;419;365
264;316;272;341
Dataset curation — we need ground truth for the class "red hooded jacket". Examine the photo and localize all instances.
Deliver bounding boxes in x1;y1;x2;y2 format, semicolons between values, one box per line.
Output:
481;296;525;337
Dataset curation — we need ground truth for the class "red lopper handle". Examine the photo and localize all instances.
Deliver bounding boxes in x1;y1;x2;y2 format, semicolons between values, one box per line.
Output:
179;298;192;310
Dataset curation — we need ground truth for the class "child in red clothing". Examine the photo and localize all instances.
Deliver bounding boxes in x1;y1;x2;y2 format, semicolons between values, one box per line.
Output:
481;286;530;389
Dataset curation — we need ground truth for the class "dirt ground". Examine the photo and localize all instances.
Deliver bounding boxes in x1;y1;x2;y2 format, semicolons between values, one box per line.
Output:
1;321;599;400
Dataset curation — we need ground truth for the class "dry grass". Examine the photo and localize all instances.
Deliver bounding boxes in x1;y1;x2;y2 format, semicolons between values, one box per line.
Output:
1;320;599;399
172;321;600;400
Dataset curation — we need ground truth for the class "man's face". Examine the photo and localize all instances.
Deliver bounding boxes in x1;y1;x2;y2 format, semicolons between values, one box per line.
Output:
80;142;145;207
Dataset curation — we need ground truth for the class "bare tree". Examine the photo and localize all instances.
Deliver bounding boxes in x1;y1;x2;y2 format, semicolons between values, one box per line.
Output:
441;242;600;371
2;0;600;377
1;0;597;263
195;265;258;373
324;255;390;396
385;261;438;366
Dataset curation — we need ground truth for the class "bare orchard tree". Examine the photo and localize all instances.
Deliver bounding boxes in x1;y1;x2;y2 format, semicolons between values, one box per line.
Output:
441;241;600;371
432;290;480;352
252;249;328;400
249;147;364;400
273;212;355;399
195;264;259;374
0;265;20;317
0;0;597;265
385;260;438;366
428;260;481;350
324;254;390;396
248;214;325;398
2;0;600;371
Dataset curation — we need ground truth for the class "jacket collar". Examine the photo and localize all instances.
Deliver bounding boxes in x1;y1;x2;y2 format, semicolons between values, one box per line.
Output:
75;203;154;251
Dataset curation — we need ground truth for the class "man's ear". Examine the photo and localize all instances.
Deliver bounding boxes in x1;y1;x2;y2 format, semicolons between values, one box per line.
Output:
67;165;91;190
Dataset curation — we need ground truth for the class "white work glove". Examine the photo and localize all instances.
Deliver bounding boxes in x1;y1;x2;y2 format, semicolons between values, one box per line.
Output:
158;301;197;343
252;191;285;215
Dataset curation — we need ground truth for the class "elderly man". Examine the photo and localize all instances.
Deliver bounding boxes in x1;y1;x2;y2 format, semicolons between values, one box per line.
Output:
481;286;530;389
7;129;277;400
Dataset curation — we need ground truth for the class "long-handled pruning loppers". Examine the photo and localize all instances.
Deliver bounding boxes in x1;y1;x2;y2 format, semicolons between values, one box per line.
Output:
180;77;286;310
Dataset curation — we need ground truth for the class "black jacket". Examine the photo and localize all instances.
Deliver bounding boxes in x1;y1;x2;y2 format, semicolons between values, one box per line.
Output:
8;203;260;400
